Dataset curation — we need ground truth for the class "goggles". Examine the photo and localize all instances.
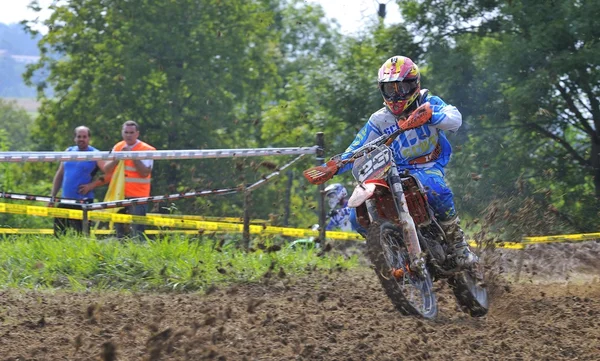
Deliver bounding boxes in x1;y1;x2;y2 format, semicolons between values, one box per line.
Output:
381;80;418;100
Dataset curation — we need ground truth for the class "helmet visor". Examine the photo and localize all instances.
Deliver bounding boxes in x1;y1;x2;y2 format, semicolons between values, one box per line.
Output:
381;80;418;100
326;192;339;210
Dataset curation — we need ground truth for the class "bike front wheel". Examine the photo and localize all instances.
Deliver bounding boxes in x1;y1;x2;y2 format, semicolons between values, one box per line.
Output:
366;221;437;319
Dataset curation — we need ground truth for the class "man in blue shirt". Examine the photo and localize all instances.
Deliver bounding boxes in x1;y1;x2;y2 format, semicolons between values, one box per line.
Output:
51;126;106;237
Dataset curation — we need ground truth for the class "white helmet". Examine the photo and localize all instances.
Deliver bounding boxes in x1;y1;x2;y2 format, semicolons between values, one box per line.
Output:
324;183;348;210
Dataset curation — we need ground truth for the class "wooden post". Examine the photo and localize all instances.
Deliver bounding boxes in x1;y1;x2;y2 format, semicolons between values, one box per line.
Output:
316;132;326;244
242;189;251;250
82;205;90;236
515;247;526;282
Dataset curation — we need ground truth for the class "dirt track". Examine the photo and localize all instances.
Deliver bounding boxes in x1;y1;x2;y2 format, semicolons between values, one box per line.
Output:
1;242;599;361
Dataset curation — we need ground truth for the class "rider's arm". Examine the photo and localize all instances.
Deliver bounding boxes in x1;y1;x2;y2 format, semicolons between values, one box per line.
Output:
336;120;382;174
325;209;340;230
325;219;336;231
427;95;462;133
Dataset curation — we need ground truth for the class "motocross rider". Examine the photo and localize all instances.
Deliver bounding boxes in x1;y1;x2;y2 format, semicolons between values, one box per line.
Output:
337;55;477;267
323;183;356;232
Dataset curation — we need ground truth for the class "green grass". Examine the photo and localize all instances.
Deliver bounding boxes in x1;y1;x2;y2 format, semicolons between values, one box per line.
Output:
0;234;358;292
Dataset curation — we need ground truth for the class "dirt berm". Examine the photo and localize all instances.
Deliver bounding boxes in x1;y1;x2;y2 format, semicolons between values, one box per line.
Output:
1;241;599;360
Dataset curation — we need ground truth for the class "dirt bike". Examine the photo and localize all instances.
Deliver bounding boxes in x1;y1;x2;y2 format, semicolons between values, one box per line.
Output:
303;104;488;319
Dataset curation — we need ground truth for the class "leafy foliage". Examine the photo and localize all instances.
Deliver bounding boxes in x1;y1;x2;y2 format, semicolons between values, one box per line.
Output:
0;102;54;228
399;0;600;232
0;99;36;150
4;0;596;236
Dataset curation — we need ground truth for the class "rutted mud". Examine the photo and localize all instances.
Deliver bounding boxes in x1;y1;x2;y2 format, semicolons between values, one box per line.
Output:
1;242;599;360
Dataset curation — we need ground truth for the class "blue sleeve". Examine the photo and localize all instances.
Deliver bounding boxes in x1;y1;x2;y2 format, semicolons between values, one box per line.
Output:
336;120;382;174
326;209;341;230
325;219;336;231
428;96;447;125
427;95;462;132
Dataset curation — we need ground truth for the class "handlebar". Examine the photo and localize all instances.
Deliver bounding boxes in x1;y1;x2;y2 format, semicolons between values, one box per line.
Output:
334;127;404;166
304;103;431;185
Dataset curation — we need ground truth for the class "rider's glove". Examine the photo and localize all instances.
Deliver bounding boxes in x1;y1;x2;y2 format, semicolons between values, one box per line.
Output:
398;103;433;131
304;158;340;185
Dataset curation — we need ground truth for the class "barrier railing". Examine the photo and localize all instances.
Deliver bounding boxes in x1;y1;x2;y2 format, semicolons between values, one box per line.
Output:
0;146;319;162
0;140;328;246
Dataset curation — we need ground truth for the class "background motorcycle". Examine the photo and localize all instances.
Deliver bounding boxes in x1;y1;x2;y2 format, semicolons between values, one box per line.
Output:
304;105;488;319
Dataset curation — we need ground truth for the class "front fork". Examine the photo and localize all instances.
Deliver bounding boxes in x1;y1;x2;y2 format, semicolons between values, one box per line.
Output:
386;168;426;274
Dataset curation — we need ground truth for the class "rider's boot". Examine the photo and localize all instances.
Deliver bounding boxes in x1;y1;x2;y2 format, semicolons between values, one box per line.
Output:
441;217;478;267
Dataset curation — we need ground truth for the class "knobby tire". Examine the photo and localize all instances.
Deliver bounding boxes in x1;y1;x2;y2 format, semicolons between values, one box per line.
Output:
366;221;438;319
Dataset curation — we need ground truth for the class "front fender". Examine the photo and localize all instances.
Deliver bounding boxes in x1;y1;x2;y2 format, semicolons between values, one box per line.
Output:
347;180;389;208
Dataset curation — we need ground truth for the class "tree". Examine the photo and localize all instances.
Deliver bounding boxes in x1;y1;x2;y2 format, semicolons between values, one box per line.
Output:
0;100;54;228
260;20;423;226
262;21;423;155
0;98;35;150
21;0;355;225
23;0;285;213
400;0;600;231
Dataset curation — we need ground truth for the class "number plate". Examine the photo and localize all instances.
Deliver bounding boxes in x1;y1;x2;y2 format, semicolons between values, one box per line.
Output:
352;146;393;183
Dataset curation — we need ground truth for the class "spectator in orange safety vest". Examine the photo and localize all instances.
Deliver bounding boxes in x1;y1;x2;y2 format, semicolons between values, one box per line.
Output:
103;120;156;240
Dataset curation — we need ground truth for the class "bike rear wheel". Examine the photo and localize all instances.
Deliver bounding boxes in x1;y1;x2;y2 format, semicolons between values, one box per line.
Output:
449;265;489;317
366;221;437;319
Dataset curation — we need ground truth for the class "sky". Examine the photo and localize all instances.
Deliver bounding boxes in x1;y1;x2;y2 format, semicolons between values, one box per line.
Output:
1;0;401;36
0;0;55;28
309;0;402;35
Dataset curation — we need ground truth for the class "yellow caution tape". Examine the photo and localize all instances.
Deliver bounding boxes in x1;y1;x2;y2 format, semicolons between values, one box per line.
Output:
0;202;82;219
468;233;600;249
0;227;526;249
321;230;363;241
0;228;522;248
0;229;227;235
0;228;54;235
0;203;362;240
146;213;270;224
468;241;525;250
142;230;224;235
2;202;597;244
522;233;600;244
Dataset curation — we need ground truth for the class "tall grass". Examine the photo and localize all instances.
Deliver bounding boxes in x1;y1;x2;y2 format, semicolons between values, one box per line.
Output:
0;234;358;292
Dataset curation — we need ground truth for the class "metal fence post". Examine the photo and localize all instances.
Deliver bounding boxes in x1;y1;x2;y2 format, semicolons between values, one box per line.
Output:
316;132;326;243
283;170;293;226
242;189;251;250
82;205;90;236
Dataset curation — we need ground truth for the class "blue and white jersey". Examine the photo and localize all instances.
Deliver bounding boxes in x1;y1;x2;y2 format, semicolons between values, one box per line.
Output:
326;206;354;232
338;91;462;174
